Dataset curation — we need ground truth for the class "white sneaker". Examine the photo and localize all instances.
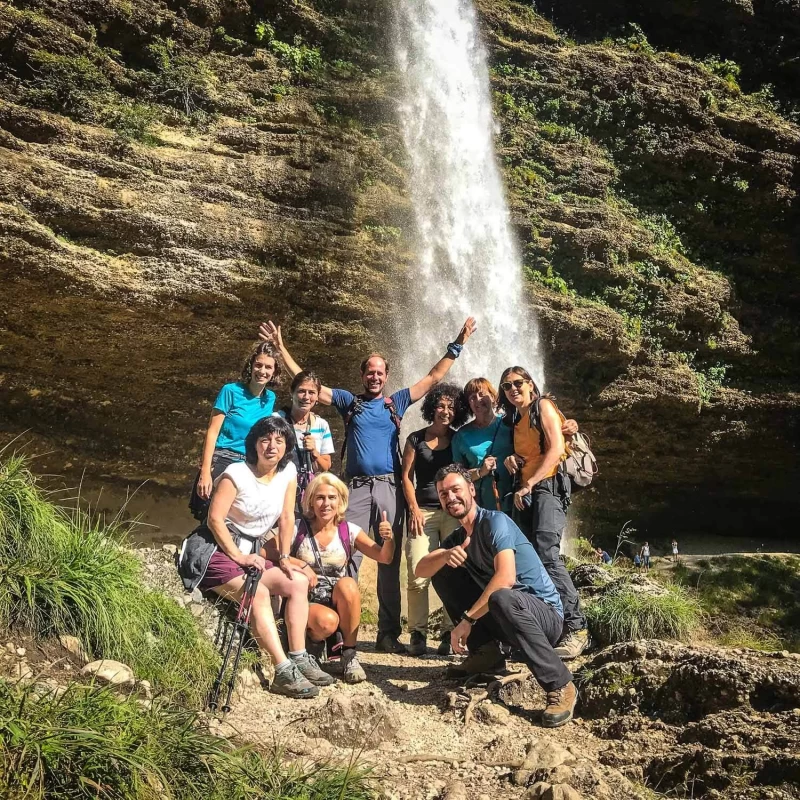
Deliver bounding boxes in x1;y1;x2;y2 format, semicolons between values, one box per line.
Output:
342;650;366;684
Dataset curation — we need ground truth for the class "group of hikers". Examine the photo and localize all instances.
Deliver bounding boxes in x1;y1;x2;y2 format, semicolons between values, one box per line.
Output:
178;317;588;728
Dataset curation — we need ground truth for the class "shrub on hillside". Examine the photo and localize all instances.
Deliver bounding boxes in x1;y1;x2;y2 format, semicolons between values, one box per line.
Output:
586;578;701;645
0;456;217;702
0;680;374;799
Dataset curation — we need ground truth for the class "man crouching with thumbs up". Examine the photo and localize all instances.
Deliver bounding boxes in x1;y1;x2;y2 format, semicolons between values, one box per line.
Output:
415;464;577;728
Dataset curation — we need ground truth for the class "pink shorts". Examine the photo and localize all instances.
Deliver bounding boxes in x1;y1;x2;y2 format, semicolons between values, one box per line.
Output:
199;550;275;589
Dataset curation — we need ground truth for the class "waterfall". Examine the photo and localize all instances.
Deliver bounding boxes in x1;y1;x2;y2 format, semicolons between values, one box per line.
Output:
392;0;542;393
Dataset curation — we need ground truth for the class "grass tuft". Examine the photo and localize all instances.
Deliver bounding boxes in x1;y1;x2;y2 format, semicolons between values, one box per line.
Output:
0;456;217;702
0;679;375;799
586;580;701;645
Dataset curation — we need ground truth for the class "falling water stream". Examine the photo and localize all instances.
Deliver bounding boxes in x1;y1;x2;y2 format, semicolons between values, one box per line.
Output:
392;0;542;390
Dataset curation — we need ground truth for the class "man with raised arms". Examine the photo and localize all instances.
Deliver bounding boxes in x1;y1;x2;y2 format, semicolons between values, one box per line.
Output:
259;317;476;654
416;464;577;728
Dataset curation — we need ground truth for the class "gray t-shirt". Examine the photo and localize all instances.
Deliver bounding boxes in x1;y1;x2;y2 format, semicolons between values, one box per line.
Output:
441;508;563;616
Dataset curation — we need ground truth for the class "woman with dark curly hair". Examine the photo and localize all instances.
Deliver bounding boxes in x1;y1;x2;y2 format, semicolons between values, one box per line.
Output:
189;342;281;520
179;416;333;699
400;382;467;655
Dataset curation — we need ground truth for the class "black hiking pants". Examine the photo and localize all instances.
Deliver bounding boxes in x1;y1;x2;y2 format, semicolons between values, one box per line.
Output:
432;564;572;692
513;476;587;633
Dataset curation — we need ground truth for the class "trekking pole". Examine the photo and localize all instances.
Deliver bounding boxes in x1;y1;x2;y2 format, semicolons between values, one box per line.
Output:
490;470;502;511
208;566;262;713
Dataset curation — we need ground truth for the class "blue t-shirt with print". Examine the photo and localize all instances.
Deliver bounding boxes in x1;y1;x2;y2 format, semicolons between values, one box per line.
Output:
441;507;563;616
213;382;276;454
332;388;413;477
451;416;514;513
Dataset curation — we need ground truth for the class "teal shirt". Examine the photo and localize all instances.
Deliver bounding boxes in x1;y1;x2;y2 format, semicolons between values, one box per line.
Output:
213;382;276;454
451;416;514;513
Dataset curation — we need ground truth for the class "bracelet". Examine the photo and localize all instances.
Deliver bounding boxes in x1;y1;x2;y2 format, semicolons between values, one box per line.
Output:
278;554;290;561
461;612;477;626
446;342;463;358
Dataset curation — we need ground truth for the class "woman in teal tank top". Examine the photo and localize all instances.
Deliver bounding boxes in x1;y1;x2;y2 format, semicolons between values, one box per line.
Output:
189;342;281;520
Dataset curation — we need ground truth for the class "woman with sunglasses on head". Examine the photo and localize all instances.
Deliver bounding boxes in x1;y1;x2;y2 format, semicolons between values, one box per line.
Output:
190;342;281;521
499;367;588;661
451;378;515;515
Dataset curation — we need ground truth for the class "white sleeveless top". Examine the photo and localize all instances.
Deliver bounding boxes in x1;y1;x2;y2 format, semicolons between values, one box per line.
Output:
216;461;297;554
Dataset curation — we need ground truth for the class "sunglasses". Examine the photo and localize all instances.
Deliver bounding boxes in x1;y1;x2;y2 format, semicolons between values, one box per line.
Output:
500;379;528;391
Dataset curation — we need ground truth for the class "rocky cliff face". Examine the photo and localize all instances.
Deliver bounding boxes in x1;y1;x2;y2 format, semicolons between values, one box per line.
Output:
0;0;798;539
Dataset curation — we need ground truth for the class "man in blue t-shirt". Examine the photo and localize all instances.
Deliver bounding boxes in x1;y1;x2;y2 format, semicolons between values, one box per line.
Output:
258;317;477;653
416;464;577;728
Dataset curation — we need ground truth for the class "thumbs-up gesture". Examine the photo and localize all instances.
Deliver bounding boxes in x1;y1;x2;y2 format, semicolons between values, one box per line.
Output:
378;510;393;542
446;535;471;568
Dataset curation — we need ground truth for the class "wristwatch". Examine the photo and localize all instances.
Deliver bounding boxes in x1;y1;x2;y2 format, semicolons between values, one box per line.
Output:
461;612;477;626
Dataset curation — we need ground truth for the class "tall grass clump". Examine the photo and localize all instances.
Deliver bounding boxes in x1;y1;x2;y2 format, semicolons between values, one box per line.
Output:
586;580;701;645
0;456;217;702
0;680;375;800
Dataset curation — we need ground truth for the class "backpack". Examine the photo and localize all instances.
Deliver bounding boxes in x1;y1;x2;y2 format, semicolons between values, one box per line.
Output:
340;394;403;462
290;518;356;578
528;397;598;492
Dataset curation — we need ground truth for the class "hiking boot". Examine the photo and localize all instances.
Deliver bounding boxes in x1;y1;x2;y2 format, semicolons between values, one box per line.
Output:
342;650;367;684
270;663;319;699
542;681;577;728
407;631;427;656
553;628;589;661
375;634;407;654
437;633;453;656
445;641;506;679
293;653;335;686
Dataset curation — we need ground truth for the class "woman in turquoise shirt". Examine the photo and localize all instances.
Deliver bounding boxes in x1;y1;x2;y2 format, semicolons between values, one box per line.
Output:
189;342;281;520
451;378;514;513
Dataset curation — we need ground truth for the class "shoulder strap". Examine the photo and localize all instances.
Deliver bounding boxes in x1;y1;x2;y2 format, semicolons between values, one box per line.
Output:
337;520;352;560
384;396;403;431
290;519;308;558
529;398;545;454
340;395;365;460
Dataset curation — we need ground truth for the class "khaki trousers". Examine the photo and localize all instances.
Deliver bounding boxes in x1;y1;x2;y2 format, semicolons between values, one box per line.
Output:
405;508;459;636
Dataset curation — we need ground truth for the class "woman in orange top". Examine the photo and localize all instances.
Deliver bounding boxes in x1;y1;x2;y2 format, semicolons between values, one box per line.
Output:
499;366;588;660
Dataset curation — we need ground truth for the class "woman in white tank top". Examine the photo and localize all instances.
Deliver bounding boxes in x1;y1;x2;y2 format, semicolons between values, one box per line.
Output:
202;416;333;699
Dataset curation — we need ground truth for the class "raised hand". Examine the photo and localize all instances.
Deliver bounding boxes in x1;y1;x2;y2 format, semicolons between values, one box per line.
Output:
454;316;478;347
378;510;394;542
257;320;284;350
445;535;471;568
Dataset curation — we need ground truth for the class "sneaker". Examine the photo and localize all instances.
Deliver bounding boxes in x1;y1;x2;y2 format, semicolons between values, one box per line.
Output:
270;664;320;699
293;653;335;686
553;628;589;661
341;650;367;684
542;681;577;728
375;634;407;654
445;641;506;679
407;631;427;656
437;633;453;656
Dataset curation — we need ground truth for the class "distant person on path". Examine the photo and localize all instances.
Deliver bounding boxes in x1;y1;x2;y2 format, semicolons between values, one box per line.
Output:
416;465;577;728
178;416;331;699
633;553;642;571
189;342;281;521
500;366;589;660
671;539;679;563
640;542;651;571
451;378;515;515
277;371;334;515
271;473;395;684
401;382;467;656
259;316;477;653
596;547;613;565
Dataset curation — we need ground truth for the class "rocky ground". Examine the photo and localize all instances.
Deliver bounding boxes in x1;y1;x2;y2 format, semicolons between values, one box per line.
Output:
3;546;785;800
